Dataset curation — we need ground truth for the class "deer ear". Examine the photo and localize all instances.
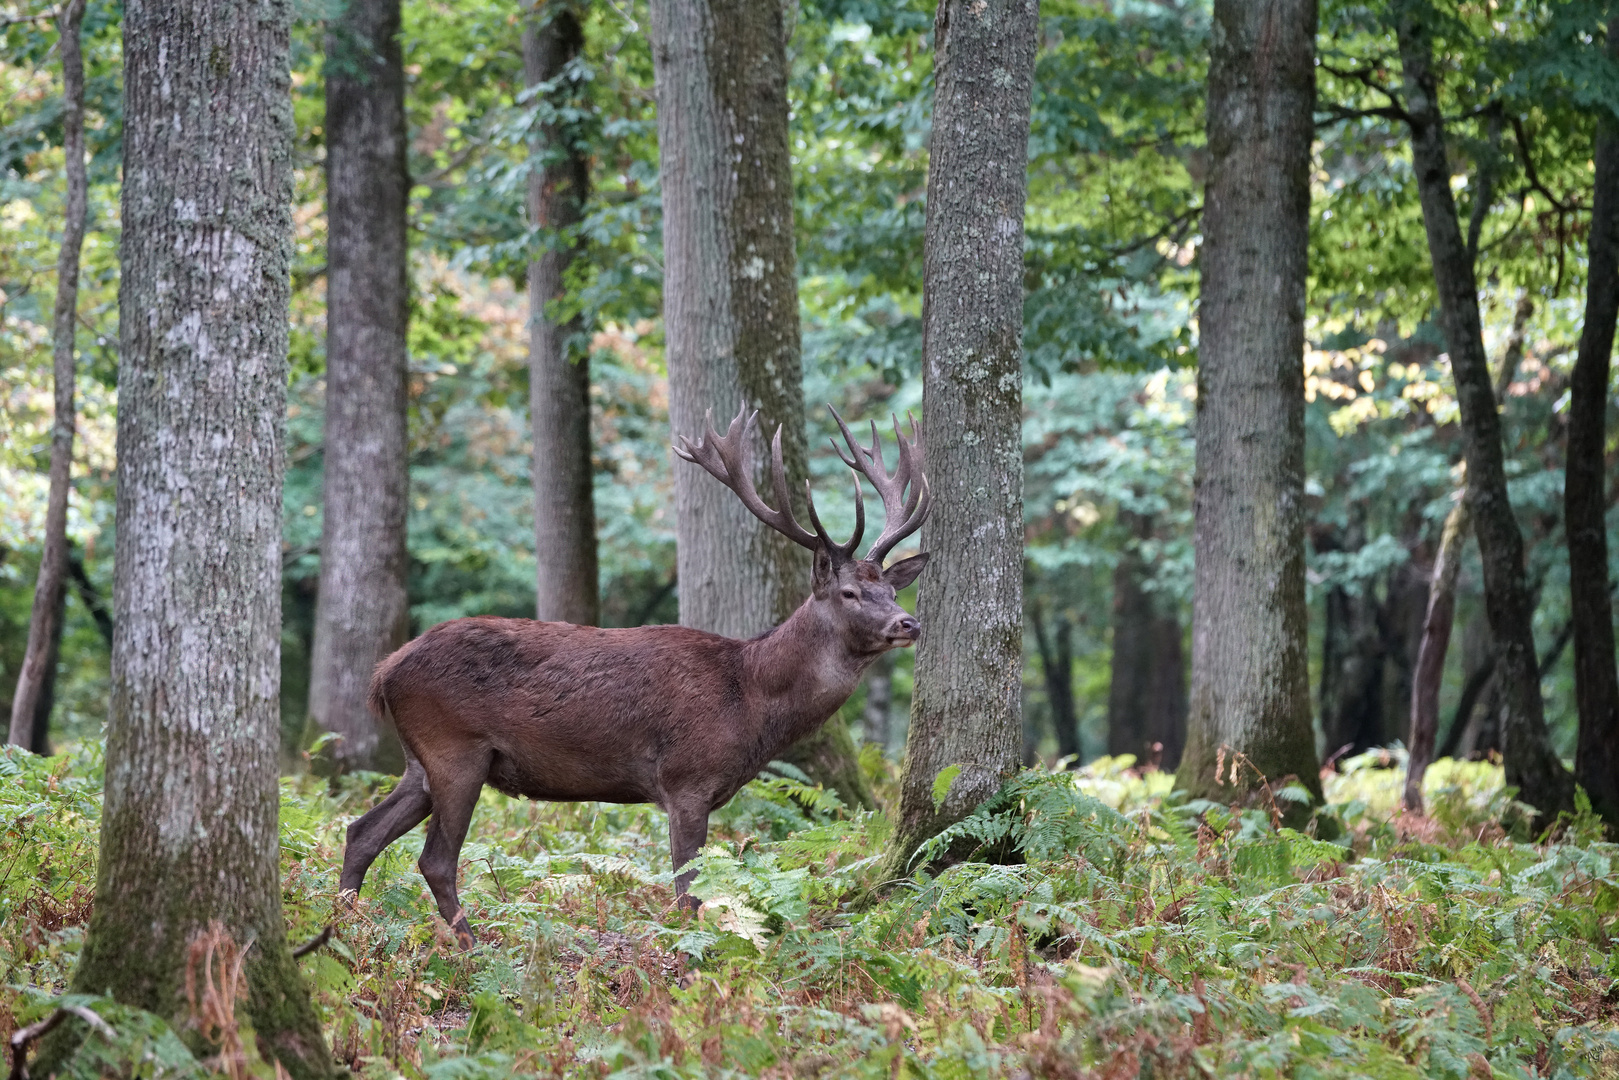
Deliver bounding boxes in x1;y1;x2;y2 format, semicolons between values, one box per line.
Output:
812;547;837;593
882;553;929;592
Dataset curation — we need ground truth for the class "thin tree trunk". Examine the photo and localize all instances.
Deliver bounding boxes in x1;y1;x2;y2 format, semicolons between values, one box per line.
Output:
1567;37;1619;827
1177;0;1323;807
306;0;411;775
863;651;893;752
1396;12;1573;821
1144;594;1187;770
1405;496;1471;812
8;0;87;750
23;580;67;756
1317;555;1386;762
1034;603;1081;762
39;3;336;1076
1405;294;1531;808
527;2;598;626
649;0;871;808
882;0;1037;875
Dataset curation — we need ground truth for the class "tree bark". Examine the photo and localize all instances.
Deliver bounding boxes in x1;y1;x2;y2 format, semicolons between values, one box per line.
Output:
882;0;1037;875
1033;603;1080;762
1316;541;1386;763
1405;496;1470;811
8;0;86;750
306;0;411;774
526;2;599;626
1108;513;1186;769
1177;0;1323;807
40;3;336;1077
862;651;893;752
1567;54;1619;827
649;0;871;807
1396;10;1573;821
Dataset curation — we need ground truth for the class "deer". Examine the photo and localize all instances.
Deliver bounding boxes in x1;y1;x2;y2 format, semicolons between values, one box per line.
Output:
337;403;932;948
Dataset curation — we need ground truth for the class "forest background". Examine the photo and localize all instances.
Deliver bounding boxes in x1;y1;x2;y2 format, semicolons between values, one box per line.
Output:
0;0;1608;773
3;1;1619;1078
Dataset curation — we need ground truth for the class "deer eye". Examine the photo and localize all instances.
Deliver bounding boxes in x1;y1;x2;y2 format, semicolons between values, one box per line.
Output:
840;588;859;601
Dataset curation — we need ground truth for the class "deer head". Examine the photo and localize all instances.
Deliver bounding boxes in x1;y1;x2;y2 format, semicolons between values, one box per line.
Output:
673;402;932;655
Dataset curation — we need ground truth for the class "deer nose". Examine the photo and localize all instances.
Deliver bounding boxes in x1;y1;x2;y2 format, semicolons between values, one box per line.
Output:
896;615;920;637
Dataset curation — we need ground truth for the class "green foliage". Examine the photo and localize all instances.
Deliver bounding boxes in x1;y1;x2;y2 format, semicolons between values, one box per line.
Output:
8;741;1619;1077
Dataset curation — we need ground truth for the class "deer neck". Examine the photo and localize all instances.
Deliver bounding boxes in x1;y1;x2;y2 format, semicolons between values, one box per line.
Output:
741;596;872;748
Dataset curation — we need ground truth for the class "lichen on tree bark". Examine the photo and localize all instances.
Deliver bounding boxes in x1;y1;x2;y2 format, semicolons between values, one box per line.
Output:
882;0;1038;876
39;3;337;1076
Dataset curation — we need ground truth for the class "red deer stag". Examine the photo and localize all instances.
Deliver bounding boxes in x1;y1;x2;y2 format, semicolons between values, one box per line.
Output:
339;403;931;947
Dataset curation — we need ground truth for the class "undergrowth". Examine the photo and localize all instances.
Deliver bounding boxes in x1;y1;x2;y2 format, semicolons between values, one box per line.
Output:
3;742;1618;1078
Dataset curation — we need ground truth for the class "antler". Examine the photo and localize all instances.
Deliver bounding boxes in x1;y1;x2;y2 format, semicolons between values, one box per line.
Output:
827;406;932;565
673;402;865;563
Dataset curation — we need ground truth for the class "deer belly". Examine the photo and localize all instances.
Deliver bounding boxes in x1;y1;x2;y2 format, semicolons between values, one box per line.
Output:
485;746;654;806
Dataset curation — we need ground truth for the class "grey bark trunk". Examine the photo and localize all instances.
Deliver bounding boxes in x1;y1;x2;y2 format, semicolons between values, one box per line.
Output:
42;3;337;1077
1396;13;1573;821
527;3;599;626
306;0;411;774
1567;57;1619;827
883;0;1037;874
1177;0;1323;806
649;0;870;807
1405;496;1471;811
8;0;86;750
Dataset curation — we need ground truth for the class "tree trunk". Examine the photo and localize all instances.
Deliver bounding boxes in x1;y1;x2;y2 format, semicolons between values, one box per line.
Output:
882;0;1037;875
1316;534;1386;763
306;0;412;775
1034;603;1081;762
24;582;65;755
1396;12;1573;821
863;651;893;752
1567;61;1619;828
8;0;86;750
1405;496;1470;811
41;3;336;1076
1177;0;1323;807
1146;603;1188;771
649;0;871;808
1405;294;1530;807
527;3;599;626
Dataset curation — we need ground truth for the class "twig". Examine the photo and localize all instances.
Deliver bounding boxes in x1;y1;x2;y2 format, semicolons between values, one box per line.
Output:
8;1005;115;1080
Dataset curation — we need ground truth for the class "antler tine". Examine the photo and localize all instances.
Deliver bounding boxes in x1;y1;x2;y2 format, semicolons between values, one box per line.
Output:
675;401;870;560
673;402;820;552
827;405;932;564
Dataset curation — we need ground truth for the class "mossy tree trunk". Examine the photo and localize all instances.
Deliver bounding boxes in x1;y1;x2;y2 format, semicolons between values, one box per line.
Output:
1567;28;1619;828
1396;7;1573;822
527;1;599;626
649;0;870;808
7;0;86;752
307;0;411;774
42;3;337;1076
1177;0;1323;807
882;0;1037;876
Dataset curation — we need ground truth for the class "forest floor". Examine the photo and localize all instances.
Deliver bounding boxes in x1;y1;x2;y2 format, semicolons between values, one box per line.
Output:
3;742;1618;1079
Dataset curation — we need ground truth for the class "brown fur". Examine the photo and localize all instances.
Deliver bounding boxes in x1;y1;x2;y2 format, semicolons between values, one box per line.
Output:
340;551;928;946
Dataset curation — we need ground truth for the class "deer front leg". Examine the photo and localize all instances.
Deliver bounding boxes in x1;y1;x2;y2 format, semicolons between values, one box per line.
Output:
667;802;710;910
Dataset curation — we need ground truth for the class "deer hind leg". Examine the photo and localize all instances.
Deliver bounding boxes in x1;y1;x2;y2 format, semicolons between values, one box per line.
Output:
339;757;433;895
418;746;492;950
